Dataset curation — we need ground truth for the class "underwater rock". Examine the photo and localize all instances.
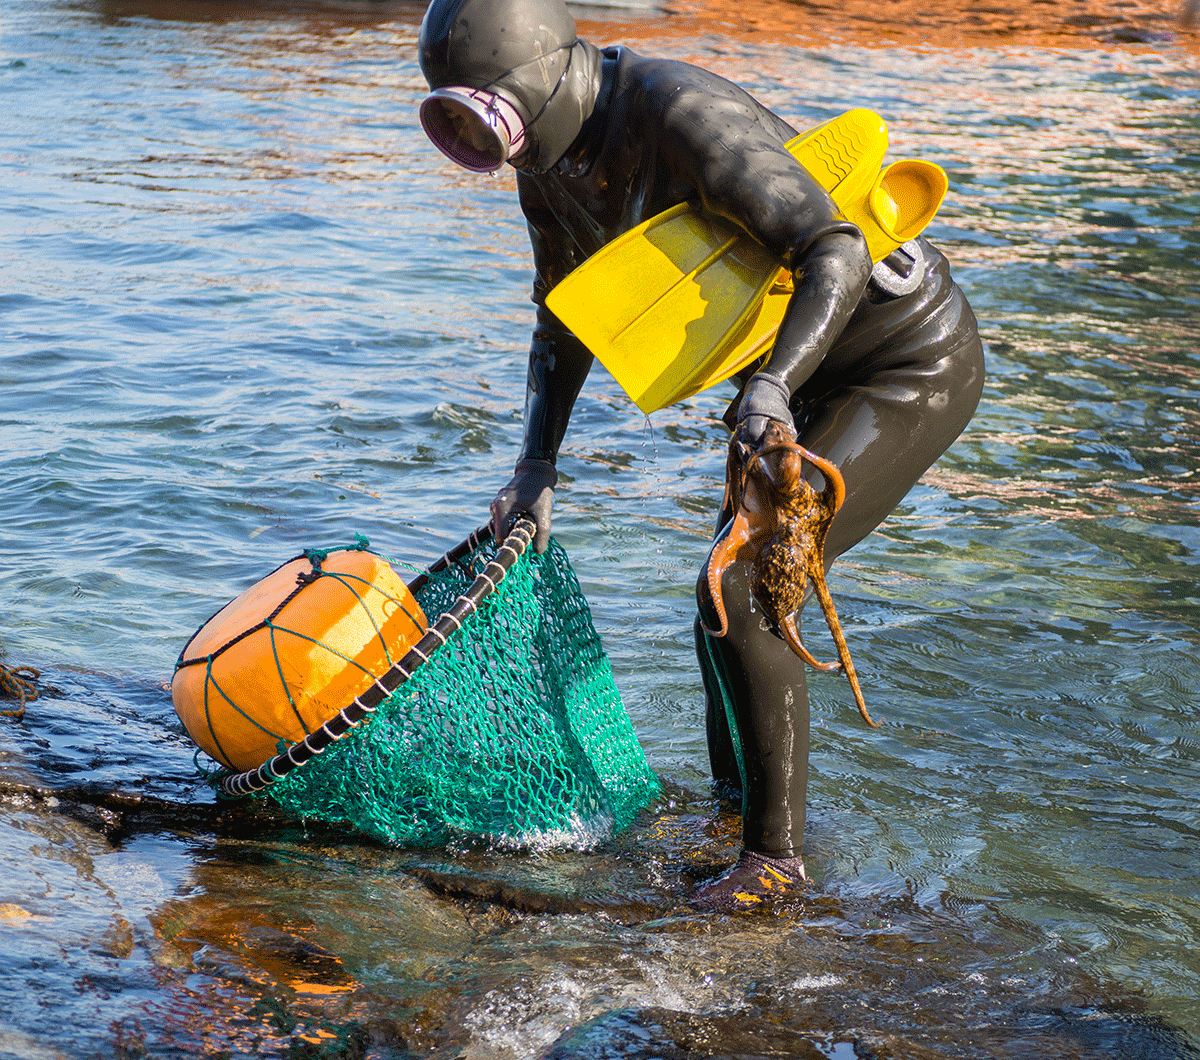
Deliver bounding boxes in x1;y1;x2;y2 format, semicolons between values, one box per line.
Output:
542;1004;1200;1060
544;1008;906;1059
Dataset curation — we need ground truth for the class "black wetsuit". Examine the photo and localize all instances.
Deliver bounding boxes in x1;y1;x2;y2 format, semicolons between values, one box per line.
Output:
509;46;984;858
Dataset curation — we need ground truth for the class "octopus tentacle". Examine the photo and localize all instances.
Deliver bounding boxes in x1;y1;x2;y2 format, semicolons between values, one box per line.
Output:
779;611;843;672
699;429;776;637
802;449;846;516
698;510;761;637
809;567;878;727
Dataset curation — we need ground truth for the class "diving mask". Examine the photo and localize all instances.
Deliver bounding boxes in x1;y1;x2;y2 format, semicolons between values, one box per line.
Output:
419;86;527;173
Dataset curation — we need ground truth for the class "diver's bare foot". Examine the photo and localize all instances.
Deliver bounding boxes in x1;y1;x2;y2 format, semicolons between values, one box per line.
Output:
691;849;807;912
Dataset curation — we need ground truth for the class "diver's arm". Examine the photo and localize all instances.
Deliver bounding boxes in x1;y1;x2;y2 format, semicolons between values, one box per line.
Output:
517;171;594;464
519;306;594;464
493;177;594;552
492;308;592;553
659;84;872;437
737;231;872;440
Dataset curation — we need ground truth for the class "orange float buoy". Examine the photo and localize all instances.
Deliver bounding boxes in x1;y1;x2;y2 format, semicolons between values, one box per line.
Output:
172;544;426;773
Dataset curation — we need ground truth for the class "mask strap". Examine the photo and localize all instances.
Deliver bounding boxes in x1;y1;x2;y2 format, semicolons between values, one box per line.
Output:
479;39;578;136
469;88;527;157
522;39;577;133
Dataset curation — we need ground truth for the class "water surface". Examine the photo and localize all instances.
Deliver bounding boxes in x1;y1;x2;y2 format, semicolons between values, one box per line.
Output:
1;1;1199;1056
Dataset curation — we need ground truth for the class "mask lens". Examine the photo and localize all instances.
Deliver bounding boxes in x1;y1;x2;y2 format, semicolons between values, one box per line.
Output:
420;88;524;173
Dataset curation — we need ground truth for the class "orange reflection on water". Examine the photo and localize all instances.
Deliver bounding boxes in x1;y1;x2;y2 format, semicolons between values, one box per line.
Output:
581;0;1199;50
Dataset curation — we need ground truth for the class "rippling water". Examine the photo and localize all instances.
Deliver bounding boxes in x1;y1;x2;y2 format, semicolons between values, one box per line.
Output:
2;1;1199;1056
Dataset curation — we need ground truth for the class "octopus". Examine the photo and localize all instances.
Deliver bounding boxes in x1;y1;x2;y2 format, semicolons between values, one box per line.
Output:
699;420;880;728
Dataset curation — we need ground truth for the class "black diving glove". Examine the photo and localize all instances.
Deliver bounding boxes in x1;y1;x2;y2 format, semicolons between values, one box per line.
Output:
491;458;557;554
736;371;797;447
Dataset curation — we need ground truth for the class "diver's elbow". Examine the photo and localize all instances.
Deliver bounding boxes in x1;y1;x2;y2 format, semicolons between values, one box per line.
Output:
795;226;872;297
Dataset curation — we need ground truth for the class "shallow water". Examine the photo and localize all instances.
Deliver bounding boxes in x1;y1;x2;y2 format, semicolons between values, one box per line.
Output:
2;0;1199;1056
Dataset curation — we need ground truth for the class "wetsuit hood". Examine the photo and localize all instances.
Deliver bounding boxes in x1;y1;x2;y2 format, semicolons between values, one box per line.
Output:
418;0;602;174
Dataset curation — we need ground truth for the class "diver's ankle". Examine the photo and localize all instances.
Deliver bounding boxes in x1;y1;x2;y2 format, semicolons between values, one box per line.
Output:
745;848;806;880
691;848;807;911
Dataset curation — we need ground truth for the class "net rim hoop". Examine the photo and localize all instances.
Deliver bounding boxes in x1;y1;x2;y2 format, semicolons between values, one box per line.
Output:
212;516;537;799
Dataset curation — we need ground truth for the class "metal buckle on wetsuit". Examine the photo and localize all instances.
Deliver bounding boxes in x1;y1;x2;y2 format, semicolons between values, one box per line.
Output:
868;238;927;299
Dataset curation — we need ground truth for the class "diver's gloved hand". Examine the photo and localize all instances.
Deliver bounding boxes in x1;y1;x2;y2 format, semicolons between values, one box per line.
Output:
736;371;797;448
491;458;558;554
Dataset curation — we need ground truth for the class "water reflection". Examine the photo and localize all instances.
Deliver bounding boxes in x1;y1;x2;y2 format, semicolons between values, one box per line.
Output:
2;0;1200;1053
25;783;1200;1058
91;0;428;25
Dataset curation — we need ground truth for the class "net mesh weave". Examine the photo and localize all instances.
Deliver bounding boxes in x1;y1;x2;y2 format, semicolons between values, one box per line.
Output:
263;536;660;848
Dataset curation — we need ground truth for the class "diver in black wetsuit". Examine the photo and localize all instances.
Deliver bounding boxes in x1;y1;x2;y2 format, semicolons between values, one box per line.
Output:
417;0;984;911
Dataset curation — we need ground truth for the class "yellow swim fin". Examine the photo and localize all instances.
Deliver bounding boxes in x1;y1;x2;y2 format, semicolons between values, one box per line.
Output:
866;158;949;254
544;109;948;414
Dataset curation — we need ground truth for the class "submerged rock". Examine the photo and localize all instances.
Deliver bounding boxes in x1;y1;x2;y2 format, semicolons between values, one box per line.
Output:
544;1005;1199;1060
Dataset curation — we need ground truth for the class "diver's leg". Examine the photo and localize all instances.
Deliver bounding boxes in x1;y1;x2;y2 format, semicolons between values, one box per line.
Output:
692;281;983;910
798;282;985;564
698;561;810;856
692;560;810;911
694;615;742;795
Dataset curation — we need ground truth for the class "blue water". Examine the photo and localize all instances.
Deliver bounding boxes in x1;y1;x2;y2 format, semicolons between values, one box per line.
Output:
2;1;1199;1056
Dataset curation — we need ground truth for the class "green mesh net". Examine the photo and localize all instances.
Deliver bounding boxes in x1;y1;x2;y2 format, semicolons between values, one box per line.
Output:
260;535;660;849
